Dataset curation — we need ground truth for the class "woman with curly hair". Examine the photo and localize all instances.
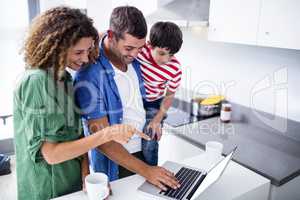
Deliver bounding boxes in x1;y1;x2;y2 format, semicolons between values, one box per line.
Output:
13;6;149;200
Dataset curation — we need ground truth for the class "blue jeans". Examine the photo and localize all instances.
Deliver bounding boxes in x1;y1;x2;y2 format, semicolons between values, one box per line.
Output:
142;98;166;166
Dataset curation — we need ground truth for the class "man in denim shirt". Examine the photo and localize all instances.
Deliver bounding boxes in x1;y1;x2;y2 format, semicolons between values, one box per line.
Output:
74;6;179;191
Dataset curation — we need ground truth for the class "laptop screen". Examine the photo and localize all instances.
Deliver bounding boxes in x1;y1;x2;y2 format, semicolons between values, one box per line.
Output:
190;149;236;200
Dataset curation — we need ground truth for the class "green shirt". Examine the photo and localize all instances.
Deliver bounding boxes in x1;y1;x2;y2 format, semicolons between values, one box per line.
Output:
13;69;83;200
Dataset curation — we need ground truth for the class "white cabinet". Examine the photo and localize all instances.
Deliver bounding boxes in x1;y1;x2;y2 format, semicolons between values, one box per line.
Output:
208;0;300;50
208;0;261;46
112;0;157;16
257;0;300;50
158;132;203;165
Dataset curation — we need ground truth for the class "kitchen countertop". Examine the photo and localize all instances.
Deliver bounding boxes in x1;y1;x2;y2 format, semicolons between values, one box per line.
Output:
165;116;300;186
53;152;270;200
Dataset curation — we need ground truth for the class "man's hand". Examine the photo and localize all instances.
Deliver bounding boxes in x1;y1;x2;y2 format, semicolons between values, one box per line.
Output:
146;119;162;141
144;166;180;191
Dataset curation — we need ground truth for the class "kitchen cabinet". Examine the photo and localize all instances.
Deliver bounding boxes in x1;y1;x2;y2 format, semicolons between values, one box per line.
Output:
208;0;261;46
158;131;203;165
208;0;300;50
257;0;300;50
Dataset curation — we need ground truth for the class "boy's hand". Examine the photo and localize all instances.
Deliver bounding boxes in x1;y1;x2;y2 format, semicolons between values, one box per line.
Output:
147;119;162;141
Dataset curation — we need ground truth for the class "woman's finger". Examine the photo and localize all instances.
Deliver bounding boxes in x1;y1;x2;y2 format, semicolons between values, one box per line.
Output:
135;129;151;140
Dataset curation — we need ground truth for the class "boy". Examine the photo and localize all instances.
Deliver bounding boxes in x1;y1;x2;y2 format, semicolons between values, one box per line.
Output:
137;21;183;166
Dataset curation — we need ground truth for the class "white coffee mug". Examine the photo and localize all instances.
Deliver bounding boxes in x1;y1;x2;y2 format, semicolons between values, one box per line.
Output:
85;173;109;200
205;141;223;164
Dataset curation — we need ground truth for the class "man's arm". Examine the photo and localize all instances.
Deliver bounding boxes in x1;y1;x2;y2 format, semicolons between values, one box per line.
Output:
146;90;175;140
88;117;180;191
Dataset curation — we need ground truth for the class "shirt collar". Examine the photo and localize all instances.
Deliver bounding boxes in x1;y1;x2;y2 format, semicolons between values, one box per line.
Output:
98;33;115;76
65;67;77;81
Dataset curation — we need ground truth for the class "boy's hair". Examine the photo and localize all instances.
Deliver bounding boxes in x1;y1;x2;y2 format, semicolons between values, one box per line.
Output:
110;6;147;40
150;21;183;54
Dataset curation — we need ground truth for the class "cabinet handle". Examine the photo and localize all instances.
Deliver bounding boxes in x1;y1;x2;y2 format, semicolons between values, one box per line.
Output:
265;31;270;35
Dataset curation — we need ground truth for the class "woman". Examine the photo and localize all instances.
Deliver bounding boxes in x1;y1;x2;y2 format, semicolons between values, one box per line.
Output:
13;6;149;200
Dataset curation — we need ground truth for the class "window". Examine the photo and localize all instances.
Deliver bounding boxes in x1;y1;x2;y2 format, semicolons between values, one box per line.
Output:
0;0;29;140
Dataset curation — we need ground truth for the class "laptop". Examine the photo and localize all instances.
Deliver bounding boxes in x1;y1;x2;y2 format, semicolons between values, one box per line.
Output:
138;147;237;200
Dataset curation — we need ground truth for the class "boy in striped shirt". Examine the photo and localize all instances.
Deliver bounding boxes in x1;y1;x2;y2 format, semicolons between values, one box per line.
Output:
137;21;183;166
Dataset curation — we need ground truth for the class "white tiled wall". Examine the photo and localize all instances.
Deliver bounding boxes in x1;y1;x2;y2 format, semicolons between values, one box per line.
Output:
176;28;300;122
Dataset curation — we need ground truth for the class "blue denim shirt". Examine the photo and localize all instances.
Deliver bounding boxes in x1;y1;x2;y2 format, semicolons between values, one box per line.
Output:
74;35;146;181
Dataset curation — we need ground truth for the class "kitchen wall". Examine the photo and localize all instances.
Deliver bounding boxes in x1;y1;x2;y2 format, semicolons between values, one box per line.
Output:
85;0;300;123
87;0;157;32
175;28;300;122
157;0;174;7
40;0;87;12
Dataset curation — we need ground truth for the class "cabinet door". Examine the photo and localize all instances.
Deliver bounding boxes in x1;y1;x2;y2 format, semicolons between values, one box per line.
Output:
158;133;203;165
257;0;300;50
208;0;261;45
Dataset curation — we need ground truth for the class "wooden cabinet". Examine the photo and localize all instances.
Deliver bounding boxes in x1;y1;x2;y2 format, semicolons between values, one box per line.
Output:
257;0;300;50
208;0;300;50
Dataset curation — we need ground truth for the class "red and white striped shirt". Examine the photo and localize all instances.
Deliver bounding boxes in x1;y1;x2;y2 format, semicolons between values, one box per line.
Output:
138;44;182;102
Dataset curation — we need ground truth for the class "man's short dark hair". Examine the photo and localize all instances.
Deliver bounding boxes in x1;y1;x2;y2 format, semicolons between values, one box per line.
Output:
150;21;183;54
109;6;147;40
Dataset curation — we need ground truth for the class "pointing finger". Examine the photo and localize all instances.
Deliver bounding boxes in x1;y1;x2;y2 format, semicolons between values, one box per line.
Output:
135;129;151;140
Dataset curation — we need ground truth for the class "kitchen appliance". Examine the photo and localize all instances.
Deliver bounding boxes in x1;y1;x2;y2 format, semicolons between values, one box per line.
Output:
165;96;225;127
198;95;225;117
0;154;11;176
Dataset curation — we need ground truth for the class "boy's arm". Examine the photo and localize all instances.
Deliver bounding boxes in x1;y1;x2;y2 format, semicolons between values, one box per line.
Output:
147;61;182;140
146;90;175;140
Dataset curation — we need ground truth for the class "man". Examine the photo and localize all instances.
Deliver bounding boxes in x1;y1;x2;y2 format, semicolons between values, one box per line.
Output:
74;6;179;191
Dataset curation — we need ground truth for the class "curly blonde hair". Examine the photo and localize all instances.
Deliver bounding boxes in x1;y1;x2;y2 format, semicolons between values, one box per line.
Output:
23;6;99;80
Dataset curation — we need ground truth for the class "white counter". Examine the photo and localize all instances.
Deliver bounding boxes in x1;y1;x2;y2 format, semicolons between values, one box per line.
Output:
53;152;270;200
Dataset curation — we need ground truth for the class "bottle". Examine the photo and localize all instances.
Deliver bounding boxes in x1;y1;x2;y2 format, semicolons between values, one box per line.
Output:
220;103;232;123
190;98;199;116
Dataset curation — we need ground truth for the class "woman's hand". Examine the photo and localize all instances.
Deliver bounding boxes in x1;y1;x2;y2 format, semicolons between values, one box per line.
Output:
103;124;150;144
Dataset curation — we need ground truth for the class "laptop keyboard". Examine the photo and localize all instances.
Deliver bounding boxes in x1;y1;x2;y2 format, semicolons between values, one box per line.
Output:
159;167;206;200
